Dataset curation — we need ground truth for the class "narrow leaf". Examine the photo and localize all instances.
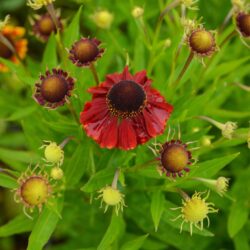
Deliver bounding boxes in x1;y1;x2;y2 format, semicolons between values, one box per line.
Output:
120;234;148;250
150;191;165;231
27;197;63;250
0;214;34;237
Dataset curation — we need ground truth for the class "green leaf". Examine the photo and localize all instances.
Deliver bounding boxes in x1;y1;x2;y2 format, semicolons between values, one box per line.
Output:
81;168;114;193
97;213;124;250
0;147;40;165
233;229;249;250
206;56;250;80
0;58;35;86
0;214;34;237
189;153;240;178
150;191;165;231
41;34;58;71
27;197;64;250
5;105;38;121
63;6;83;48
0;172;18;189
227;201;248;238
64;141;90;186
120;234;148;250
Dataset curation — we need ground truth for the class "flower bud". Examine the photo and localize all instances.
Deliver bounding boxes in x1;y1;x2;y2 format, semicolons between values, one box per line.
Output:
92;10;113;29
236;12;250;38
97;186;125;215
50;167;63;180
172;191;218;235
14;167;52;215
188;29;216;56
132;6;144;18
42;141;64;166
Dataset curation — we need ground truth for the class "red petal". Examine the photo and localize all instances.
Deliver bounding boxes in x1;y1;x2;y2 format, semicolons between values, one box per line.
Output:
106;72;122;85
122;66;133;80
148;89;173;113
88;86;108;96
80;98;108;123
143;108;166;137
132;114;151;144
118;119;137;150
83;114;110;141
134;70;152;87
98;116;118;149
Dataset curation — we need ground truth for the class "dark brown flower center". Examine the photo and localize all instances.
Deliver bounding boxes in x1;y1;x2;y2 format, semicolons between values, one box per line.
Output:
73;40;99;63
0;36;14;59
38;15;56;35
161;144;189;173
189;30;214;54
237;13;250;37
107;80;146;116
41;75;68;102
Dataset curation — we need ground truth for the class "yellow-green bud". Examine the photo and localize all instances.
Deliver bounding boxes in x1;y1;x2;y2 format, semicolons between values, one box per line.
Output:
132;6;144;18
97;186;125;215
92;10;113;29
50;167;63;180
43;141;64;166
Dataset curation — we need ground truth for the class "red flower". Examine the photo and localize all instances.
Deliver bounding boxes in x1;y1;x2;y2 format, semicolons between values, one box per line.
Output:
80;66;173;150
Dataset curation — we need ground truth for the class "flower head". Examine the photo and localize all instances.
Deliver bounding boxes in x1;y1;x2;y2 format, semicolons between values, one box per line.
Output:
92;10;113;29
187;28;217;57
159;140;192;178
132;6;144;18
80;66;173;150
33;68;75;109
69;37;104;67
14;166;52;217
31;12;63;41
27;0;55;10
172;191;218;235
236;12;250;38
221;122;238;139
0;25;27;72
97;186;125;215
50;167;64;180
41;141;64;166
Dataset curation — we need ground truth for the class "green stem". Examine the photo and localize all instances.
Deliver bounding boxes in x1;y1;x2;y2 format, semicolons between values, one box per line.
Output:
67;101;80;125
174;52;194;86
46;3;60;31
89;63;99;85
219;30;237;47
111;169;120;189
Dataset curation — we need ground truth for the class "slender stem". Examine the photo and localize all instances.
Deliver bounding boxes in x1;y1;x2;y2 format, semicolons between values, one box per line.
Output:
174;52;194;86
59;136;75;148
66;102;80;125
46;3;60;31
219;30;237;47
176;188;190;201
111;169;120;189
89;63;99;85
219;8;233;33
0;33;22;62
159;0;180;21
